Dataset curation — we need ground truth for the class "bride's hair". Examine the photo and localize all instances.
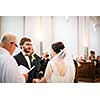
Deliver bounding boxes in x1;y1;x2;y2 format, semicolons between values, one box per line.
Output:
52;42;65;54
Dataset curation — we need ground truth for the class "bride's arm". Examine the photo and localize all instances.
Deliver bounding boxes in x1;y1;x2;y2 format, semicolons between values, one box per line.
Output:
33;63;53;83
39;64;53;83
39;77;47;83
44;63;53;80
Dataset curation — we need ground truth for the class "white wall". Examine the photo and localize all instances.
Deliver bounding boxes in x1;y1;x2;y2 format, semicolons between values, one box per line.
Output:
78;16;88;58
88;17;100;56
0;16;24;55
0;16;100;57
0;16;24;38
53;16;78;58
25;16;79;57
25;16;40;55
25;16;53;55
40;16;53;53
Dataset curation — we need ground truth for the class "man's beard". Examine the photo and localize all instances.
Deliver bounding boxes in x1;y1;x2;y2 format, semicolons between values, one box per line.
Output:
23;47;31;53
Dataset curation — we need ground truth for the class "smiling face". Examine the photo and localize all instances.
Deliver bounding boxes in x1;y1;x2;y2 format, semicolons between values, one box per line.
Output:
22;41;33;53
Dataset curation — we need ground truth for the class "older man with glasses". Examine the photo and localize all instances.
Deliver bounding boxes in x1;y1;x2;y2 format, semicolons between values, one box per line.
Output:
0;33;27;83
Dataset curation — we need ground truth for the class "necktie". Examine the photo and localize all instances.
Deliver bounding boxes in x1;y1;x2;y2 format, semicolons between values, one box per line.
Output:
29;55;35;67
29;55;35;62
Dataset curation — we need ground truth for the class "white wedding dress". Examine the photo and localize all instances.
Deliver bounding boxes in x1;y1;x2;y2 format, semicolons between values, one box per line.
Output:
44;49;75;83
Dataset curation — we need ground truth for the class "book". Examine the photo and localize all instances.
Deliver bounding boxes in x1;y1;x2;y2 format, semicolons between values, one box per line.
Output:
27;66;35;73
19;65;35;74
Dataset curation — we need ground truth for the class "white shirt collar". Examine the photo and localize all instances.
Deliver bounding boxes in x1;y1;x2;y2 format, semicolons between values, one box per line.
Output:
21;51;26;56
21;50;35;56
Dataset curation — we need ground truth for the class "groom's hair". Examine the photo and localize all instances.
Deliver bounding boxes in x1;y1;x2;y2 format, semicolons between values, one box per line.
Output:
52;42;65;54
19;37;31;49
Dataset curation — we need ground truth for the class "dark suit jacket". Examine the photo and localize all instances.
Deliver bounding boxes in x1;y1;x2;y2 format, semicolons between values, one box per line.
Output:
40;58;50;77
14;52;41;82
73;60;78;83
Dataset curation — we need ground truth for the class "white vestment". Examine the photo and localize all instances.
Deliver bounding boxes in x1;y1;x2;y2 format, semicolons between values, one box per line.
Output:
0;47;25;83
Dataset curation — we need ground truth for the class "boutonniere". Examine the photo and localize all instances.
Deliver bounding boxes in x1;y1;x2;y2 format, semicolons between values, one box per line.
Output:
31;55;35;62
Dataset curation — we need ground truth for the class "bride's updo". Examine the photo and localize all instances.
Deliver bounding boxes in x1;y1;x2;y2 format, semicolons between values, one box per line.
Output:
51;42;65;54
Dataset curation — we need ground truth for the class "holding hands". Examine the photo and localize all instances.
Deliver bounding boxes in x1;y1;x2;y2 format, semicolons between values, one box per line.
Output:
32;78;40;83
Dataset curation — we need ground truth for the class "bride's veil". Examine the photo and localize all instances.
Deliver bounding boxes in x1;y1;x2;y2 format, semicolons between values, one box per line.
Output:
53;48;75;82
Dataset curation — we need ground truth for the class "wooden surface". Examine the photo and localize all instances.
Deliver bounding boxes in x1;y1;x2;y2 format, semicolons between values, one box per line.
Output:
78;62;100;82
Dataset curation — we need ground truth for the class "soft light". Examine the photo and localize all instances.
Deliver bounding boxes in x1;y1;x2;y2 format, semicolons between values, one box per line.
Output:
35;32;43;41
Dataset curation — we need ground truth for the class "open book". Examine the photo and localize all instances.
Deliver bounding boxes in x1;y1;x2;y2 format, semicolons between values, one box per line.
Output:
19;65;35;74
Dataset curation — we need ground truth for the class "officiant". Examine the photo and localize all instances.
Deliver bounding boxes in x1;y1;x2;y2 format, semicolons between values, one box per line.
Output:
14;37;42;83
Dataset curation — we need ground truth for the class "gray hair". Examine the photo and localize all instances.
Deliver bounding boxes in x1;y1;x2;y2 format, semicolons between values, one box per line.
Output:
0;33;17;43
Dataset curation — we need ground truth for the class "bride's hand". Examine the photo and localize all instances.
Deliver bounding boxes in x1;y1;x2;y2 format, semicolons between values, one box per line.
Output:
32;78;40;83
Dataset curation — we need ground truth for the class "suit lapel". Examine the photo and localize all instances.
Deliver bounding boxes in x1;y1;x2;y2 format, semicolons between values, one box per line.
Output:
29;55;36;67
20;52;30;69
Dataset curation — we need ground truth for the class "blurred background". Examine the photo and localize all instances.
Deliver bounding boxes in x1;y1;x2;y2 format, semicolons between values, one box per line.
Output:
0;16;100;59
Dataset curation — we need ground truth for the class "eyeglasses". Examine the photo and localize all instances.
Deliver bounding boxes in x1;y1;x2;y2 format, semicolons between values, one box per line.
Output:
10;42;18;47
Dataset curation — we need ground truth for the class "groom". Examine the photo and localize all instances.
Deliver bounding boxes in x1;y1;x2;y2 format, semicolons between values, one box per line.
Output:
14;37;42;82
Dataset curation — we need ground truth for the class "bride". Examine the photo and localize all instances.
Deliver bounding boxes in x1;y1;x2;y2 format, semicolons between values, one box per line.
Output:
33;42;75;83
